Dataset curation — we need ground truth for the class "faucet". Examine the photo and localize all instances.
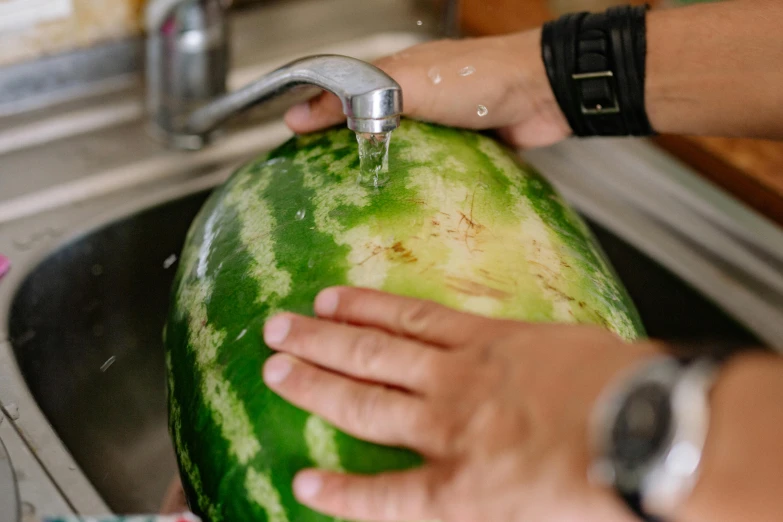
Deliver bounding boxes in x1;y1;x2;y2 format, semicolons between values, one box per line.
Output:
144;0;404;150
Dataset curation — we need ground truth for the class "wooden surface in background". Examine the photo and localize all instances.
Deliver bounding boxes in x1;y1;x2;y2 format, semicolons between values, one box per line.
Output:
0;0;144;67
459;0;783;228
460;0;552;35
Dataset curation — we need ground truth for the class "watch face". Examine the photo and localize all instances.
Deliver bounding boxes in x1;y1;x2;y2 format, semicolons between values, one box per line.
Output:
610;382;672;469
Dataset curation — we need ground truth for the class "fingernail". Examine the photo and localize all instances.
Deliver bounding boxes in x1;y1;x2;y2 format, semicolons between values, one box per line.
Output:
294;471;323;499
264;315;291;345
314;288;339;317
263;356;292;384
286;102;311;125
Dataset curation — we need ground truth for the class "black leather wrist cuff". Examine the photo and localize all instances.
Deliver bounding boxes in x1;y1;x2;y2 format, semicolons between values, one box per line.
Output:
541;4;655;138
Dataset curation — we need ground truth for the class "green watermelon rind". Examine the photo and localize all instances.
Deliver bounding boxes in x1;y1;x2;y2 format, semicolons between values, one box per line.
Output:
164;119;645;522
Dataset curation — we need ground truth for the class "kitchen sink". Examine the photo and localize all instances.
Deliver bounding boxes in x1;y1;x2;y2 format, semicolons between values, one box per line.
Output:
6;185;764;514
2;0;781;516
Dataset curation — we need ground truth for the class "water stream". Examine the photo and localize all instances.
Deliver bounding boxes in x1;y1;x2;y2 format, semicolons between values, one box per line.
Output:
356;131;392;188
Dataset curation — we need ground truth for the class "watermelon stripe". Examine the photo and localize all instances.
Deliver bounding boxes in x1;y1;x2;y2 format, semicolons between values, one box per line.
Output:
166;352;222;522
244;469;290;522
224;167;293;304
179;281;260;464
250;142;356;522
178;279;291;521
304;416;344;472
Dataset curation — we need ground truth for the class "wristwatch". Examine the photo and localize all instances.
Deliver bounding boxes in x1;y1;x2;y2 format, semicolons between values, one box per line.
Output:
588;355;719;521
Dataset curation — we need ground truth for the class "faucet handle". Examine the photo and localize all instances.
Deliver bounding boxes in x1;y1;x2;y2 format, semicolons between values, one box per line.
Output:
145;0;231;149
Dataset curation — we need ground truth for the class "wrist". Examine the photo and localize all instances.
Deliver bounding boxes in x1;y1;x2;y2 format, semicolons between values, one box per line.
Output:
642;6;692;136
507;28;573;140
675;351;783;522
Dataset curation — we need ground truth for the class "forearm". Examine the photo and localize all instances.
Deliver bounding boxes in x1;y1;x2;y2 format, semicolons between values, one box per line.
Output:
674;351;783;522
645;0;783;139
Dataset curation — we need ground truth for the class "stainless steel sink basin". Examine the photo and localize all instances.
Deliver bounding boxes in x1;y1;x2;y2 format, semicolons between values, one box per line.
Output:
7;194;209;514
6;186;764;514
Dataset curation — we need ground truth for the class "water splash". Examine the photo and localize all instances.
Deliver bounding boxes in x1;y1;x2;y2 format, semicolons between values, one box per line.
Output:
477;105;489;117
163;254;177;269
428;67;442;85
295;209;306;221
356;132;392;188
416;20;423;26
459;66;476;77
100;356;116;372
236;329;247;341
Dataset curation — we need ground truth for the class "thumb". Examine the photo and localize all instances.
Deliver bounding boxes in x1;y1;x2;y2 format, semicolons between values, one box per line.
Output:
284;90;347;134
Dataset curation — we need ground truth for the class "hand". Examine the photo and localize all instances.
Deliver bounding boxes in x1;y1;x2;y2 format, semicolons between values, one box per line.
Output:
284;30;572;149
262;286;664;522
159;476;189;514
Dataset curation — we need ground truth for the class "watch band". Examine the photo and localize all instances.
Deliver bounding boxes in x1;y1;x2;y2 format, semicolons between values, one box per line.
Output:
622;491;663;522
541;4;655;137
573;9;627;135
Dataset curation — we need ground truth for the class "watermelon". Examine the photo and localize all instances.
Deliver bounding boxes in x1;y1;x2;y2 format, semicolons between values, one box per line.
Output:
163;118;645;522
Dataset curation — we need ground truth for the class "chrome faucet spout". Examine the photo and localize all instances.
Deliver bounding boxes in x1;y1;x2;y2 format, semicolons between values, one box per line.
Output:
144;0;402;150
186;55;403;137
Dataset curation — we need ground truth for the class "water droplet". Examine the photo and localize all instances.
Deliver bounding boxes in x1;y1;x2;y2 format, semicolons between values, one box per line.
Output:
477;105;489;117
307;258;315;269
6;403;19;420
91;264;104;276
100;356;116;372
295;209;306;221
459;66;476;77
163;254;177;269
428;67;442;85
416;20;423;26
235;329;247;341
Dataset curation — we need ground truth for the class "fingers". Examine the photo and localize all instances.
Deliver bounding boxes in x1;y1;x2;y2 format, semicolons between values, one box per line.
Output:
158;476;188;514
284;33;545;135
292;467;440;522
313;286;499;347
284;91;346;134
263;354;432;451
263;313;444;393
